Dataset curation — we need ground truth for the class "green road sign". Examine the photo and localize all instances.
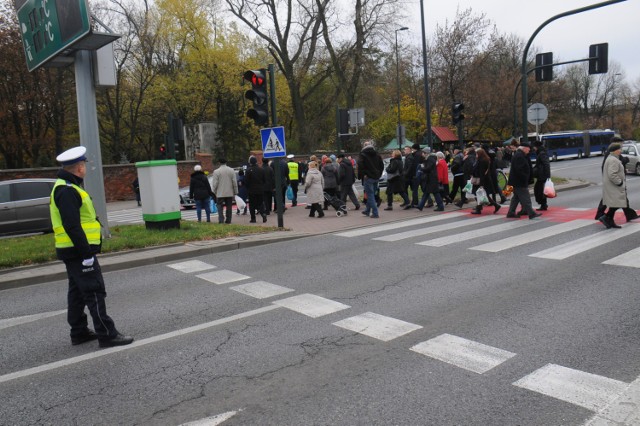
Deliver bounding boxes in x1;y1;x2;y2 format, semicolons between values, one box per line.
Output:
17;0;91;72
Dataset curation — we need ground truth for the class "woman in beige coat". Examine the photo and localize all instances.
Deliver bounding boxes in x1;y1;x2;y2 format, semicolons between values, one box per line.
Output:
304;161;325;218
599;142;626;229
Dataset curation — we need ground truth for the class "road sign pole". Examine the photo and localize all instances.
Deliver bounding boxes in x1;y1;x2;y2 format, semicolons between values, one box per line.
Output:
75;49;109;237
267;64;284;228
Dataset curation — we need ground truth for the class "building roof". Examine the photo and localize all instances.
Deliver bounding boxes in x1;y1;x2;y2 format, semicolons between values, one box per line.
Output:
432;126;458;142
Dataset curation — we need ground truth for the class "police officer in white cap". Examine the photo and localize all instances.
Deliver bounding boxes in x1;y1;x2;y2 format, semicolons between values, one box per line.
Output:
50;146;134;348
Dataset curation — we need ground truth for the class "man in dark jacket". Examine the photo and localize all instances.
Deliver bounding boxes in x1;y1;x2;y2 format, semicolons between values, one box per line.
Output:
262;159;275;214
357;141;384;218
533;140;551;211
245;156;267;223
50;146;133;348
337;153;360;210
506;142;541;219
449;147;467;207
189;164;215;222
402;143;422;208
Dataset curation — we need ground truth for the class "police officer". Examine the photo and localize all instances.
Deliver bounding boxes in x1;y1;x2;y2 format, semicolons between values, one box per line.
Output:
286;154;300;206
50;146;134;348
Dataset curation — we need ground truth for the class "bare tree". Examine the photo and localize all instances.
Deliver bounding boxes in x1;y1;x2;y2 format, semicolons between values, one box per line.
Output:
225;0;331;152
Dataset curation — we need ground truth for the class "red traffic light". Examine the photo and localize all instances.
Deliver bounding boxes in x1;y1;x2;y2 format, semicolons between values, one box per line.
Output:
244;70;266;86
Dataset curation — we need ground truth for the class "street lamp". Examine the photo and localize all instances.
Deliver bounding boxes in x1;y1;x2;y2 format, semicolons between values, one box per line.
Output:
612;72;622;130
395;26;408;150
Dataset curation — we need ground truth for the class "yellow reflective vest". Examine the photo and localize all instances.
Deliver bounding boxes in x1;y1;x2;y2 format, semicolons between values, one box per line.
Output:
50;179;102;248
288;161;299;181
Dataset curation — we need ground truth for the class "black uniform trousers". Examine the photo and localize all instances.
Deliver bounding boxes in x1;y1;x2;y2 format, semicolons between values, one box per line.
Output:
64;257;117;339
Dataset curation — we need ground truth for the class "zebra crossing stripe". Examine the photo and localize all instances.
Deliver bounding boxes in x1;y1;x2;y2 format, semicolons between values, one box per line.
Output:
333;312;422;342
373;215;500;242
410;333;516;374
530;223;640;260
602;246;640;268
417;218;535;247
470;219;593;252
513;364;628;412
334;213;466;237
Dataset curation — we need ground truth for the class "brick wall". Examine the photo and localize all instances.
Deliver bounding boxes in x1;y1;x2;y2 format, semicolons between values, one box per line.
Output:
0;152;213;202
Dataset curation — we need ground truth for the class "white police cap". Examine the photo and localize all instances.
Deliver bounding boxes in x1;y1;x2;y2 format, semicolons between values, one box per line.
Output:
56;146;88;166
287;154;294;159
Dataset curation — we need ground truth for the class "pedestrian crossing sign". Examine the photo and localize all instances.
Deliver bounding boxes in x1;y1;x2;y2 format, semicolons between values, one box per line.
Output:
260;127;286;158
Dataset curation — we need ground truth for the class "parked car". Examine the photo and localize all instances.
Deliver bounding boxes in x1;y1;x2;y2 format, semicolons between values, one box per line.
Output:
621;141;640;175
0;178;56;236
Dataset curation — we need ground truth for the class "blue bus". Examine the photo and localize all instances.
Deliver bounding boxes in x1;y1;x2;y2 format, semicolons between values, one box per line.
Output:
535;129;616;161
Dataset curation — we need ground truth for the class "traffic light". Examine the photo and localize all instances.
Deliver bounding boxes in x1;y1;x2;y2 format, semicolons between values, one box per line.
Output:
535;52;553;82
159;144;166;158
452;102;465;125
589;43;608;75
243;69;269;126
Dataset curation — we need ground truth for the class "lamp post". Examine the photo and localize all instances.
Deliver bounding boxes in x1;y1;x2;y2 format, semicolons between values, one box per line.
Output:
612;72;622;130
395;26;408;150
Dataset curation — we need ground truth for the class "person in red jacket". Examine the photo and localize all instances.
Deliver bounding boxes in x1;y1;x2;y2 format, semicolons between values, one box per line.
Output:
436;151;452;204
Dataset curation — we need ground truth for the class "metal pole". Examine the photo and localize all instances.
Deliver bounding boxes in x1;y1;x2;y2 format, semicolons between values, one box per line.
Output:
395;27;408;150
268;64;284;228
521;0;626;144
612;72;621;129
75;50;110;238
419;0;433;149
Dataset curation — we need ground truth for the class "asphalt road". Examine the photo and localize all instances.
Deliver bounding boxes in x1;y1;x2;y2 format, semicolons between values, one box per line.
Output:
1;156;640;425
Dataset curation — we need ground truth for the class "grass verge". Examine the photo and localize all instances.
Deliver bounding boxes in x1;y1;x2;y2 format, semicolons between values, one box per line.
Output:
0;221;279;270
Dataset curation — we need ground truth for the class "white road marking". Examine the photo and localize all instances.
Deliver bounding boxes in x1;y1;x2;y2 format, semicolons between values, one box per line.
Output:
602;246;640;268
566;208;591;211
333;312;422;342
0;305;280;384
417;219;535;247
530;224;640;260
179;410;240;425
0;310;67;331
168;260;217;273
334;213;466;237
373;216;500;242
272;294;350;318
230;281;294;299
582;376;640;425
470;219;593;252
410;333;516;374
513;364;628;412
196;270;251;285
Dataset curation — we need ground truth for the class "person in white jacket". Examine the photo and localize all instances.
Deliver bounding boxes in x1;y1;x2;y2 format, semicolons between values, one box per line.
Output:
211;158;239;224
304;161;325;218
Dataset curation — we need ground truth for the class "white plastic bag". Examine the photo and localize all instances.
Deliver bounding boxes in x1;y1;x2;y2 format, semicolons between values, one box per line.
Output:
462;180;473;193
543;178;556;198
234;195;246;210
352;184;359;199
476;186;490;206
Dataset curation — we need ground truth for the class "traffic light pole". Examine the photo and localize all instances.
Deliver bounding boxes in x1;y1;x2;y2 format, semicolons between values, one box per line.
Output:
268;64;284;228
520;0;625;143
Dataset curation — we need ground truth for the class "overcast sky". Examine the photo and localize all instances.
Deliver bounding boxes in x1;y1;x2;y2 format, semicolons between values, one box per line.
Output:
401;0;639;82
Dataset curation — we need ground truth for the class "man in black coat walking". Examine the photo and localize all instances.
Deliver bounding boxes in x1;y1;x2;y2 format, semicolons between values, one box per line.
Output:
245;156;267;223
533;140;551;211
506;142;541;219
337;154;360;210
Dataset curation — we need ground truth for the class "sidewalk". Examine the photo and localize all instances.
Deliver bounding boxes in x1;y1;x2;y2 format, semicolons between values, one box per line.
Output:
0;180;590;290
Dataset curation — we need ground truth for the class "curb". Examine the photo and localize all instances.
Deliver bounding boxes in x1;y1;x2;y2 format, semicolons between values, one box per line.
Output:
0;232;310;291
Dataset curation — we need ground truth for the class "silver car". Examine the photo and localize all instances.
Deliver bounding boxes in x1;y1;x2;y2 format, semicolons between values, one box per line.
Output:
621;141;640;175
0;178;56;236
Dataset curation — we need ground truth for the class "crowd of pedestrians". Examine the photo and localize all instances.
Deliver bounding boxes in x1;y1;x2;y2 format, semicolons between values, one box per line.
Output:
187;137;636;228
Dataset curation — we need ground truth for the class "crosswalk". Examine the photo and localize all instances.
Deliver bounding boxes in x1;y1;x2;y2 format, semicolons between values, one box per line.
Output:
335;211;640;269
164;258;639;419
